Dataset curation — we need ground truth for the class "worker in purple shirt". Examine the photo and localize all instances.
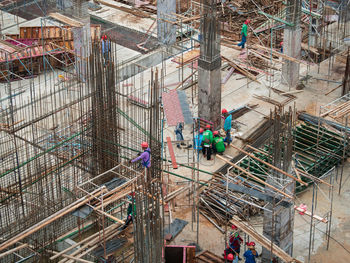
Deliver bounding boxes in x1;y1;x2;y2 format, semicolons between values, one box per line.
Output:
130;142;151;168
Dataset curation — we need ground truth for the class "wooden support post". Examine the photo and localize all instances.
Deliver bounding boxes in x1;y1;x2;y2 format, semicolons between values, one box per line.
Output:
167;137;178;169
216;155;294;200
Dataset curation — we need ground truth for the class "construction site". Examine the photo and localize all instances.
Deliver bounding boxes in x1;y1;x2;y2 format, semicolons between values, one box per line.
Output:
0;0;349;262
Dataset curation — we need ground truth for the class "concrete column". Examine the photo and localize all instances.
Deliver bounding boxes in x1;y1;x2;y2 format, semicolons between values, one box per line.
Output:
281;28;301;88
157;0;176;45
261;179;295;263
198;0;221;128
282;0;301;88
198;60;221;128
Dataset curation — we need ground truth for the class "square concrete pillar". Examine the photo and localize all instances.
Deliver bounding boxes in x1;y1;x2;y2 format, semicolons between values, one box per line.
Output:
282;28;301;88
198;58;221;128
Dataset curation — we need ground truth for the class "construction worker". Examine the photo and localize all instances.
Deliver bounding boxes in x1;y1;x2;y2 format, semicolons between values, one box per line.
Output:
224;247;238;263
222;108;232;146
175;122;185;148
280;41;284;53
201;124;213;160
237;19;251;49
101;34;110;63
194;128;204;152
227;253;239;263
121;193;136;230
213;131;225;155
229;232;243;259
130;142;151;168
243;242;258;263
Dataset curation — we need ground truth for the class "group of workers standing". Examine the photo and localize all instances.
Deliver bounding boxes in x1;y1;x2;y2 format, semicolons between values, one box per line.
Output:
224;225;259;263
195;108;233;160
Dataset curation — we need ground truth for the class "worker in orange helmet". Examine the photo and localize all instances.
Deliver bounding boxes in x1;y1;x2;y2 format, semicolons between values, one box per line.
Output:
238;19;251;49
130;142;151;168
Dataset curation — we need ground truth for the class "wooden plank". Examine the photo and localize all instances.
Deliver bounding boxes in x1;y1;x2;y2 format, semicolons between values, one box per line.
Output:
0;188;106;252
167;137;178;169
294;206;328;223
253;44;308;65
49;251;94;263
49;12;84;27
230;144;308;186
0;244;28;259
222;56;260;84
216;155;294;200
96;0;151;18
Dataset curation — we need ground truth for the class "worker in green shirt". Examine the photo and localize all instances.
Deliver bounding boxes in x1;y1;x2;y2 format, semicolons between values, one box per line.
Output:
202;124;213;160
213;131;226;155
237;19;251;49
121;193;136;230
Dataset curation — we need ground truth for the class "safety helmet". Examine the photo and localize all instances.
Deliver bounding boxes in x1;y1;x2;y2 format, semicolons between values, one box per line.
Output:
199;128;204;133
227;254;234;260
205;124;211;129
245;19;251;24
141;142;148;148
213;131;219;136
222;109;228;114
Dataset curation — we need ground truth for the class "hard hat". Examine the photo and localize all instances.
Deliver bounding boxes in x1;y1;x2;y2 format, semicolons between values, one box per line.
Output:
206;124;211;129
199;128;204;133
280;41;284;46
227;254;234;260
250;241;256;246
222;108;228;114
231;224;237;230
213;131;219;136
245;19;251;24
141;142;148;148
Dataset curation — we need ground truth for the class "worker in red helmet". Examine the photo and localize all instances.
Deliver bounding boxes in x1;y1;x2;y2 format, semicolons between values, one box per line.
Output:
194;128;204;152
229;232;243;260
101;34;110;64
201;124;213;160
213;130;225;155
244;241;258;263
224;247;239;263
280;41;284;53
130;142;151;168
222;108;232;146
238;19;251;49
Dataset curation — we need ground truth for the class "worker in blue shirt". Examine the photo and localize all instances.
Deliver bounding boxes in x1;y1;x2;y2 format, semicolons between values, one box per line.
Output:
222;109;232;146
194;128;204;152
243;242;258;263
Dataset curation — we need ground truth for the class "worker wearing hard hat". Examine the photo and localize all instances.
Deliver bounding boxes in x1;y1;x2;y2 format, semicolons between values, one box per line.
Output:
238;19;251;49
201;124;213;160
222;108;232;146
244;242;258;263
213;131;225;155
130;142;151;168
194;128;204;152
